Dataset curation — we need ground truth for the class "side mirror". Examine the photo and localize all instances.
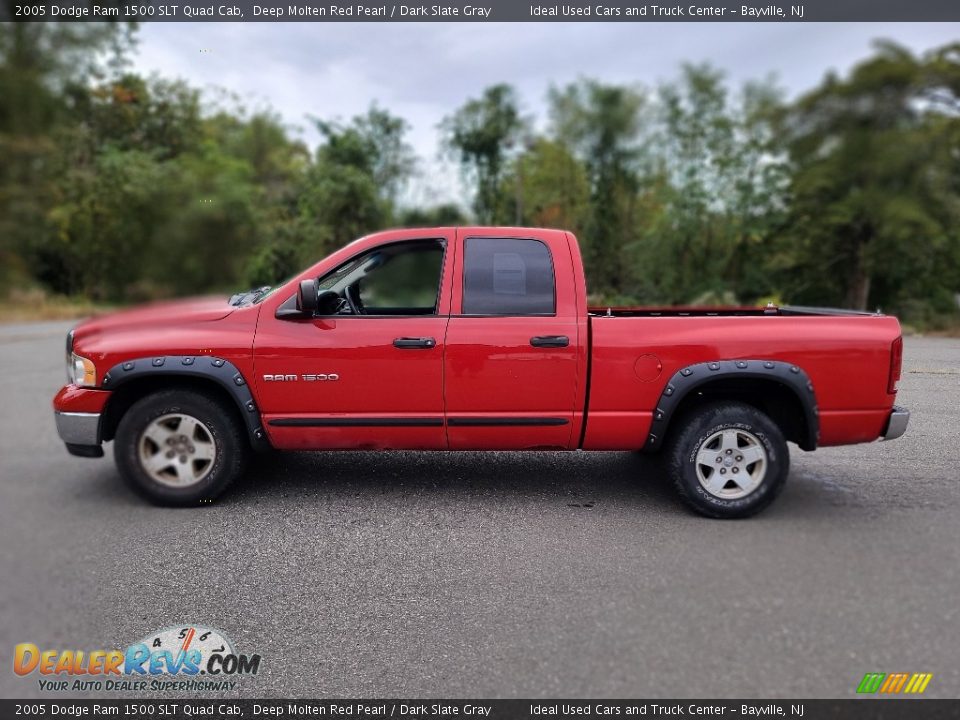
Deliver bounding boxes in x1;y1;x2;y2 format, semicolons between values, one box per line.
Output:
316;289;341;316
296;279;319;313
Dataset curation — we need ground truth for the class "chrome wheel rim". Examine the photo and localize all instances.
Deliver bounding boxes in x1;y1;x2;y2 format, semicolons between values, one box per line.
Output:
694;428;768;500
139;413;216;487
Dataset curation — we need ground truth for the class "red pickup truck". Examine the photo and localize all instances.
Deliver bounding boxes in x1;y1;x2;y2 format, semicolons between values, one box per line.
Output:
54;227;908;517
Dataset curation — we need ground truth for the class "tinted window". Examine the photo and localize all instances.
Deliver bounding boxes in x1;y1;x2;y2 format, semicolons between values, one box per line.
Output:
462;238;555;315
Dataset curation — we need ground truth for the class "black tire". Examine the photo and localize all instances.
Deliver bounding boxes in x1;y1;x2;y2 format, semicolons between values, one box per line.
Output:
665;401;789;519
114;389;249;506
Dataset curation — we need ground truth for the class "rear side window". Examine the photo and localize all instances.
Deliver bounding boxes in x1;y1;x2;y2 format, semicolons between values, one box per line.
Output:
462;238;555;315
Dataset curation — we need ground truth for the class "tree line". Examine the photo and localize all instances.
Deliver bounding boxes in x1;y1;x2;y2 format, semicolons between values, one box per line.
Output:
1;23;959;328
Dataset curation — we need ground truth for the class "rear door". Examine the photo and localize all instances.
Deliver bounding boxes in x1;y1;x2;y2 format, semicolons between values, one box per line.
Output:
443;231;582;449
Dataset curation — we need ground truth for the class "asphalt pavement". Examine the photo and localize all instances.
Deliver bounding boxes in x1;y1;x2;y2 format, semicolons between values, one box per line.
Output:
1;321;958;699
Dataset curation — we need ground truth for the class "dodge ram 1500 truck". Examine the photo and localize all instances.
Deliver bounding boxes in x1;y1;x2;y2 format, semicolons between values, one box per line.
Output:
54;227;908;517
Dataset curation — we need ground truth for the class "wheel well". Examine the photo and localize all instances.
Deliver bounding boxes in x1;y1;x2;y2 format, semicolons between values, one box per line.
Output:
666;378;812;450
101;376;248;444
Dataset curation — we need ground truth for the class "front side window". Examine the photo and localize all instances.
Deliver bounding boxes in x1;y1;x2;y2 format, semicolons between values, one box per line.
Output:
318;239;445;315
462;238;555;315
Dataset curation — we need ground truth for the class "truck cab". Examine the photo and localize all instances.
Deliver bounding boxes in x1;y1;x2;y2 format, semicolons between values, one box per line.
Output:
256;227;584;452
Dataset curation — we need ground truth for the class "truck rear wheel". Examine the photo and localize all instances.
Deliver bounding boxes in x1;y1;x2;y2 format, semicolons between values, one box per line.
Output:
665;401;789;519
114;389;248;506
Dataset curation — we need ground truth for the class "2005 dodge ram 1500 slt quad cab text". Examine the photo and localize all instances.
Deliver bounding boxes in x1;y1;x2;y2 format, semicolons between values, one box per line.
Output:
54;227;909;518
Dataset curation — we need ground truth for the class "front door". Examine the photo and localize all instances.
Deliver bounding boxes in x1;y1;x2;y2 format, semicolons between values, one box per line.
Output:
254;237;453;450
444;232;582;450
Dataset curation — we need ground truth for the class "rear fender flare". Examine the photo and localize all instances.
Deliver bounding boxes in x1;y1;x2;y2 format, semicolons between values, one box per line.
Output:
643;359;819;452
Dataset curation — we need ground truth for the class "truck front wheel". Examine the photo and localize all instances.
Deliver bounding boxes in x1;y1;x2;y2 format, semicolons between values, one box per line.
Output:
666;401;789;519
114;390;249;506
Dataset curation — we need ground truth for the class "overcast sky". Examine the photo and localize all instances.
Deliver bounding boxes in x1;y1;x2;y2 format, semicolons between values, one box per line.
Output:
131;22;960;205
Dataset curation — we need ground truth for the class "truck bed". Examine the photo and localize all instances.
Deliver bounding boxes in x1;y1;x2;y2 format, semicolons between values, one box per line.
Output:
581;311;901;451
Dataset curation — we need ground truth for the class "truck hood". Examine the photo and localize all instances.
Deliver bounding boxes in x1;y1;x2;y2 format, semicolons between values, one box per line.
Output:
72;296;235;342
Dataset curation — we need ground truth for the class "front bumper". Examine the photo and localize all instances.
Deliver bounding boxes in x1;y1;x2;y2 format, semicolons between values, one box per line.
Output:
55;411;104;457
53;385;110;458
55;411;101;445
881;405;910;441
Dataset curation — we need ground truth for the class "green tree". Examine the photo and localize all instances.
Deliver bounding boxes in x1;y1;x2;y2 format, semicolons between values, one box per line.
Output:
549;79;646;298
501;138;590;234
37;74;266;299
441;84;528;224
354;105;417;206
42;148;172;300
300;106;416;258
0;21;135;289
396;203;468;227
780;41;960;313
205;110;311;287
72;74;205;159
645;65;787;303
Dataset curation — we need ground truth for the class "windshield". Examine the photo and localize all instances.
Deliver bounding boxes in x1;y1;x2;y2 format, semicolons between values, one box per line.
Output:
317;255;371;292
253;285;281;304
228;285;273;306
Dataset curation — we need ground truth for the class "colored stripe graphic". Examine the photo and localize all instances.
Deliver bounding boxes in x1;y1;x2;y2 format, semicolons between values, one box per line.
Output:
857;673;885;693
857;672;932;694
904;673;934;694
880;673;909;693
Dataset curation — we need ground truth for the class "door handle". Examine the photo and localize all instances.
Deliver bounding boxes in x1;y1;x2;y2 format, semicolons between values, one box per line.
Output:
530;335;569;348
393;337;436;349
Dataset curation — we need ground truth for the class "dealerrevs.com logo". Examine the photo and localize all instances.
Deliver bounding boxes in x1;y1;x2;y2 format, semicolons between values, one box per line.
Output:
13;625;261;692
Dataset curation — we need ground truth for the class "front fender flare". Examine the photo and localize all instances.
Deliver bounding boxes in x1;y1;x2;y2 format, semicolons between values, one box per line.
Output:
101;355;269;451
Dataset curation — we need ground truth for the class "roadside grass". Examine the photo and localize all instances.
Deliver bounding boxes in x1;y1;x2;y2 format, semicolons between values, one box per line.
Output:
0;289;113;324
901;317;960;338
922;327;960;338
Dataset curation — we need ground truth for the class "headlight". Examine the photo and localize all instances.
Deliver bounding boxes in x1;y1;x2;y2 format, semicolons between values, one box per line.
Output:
69;353;97;387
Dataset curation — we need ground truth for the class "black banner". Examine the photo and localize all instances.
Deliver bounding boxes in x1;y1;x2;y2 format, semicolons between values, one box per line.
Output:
2;0;960;22
3;700;960;720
